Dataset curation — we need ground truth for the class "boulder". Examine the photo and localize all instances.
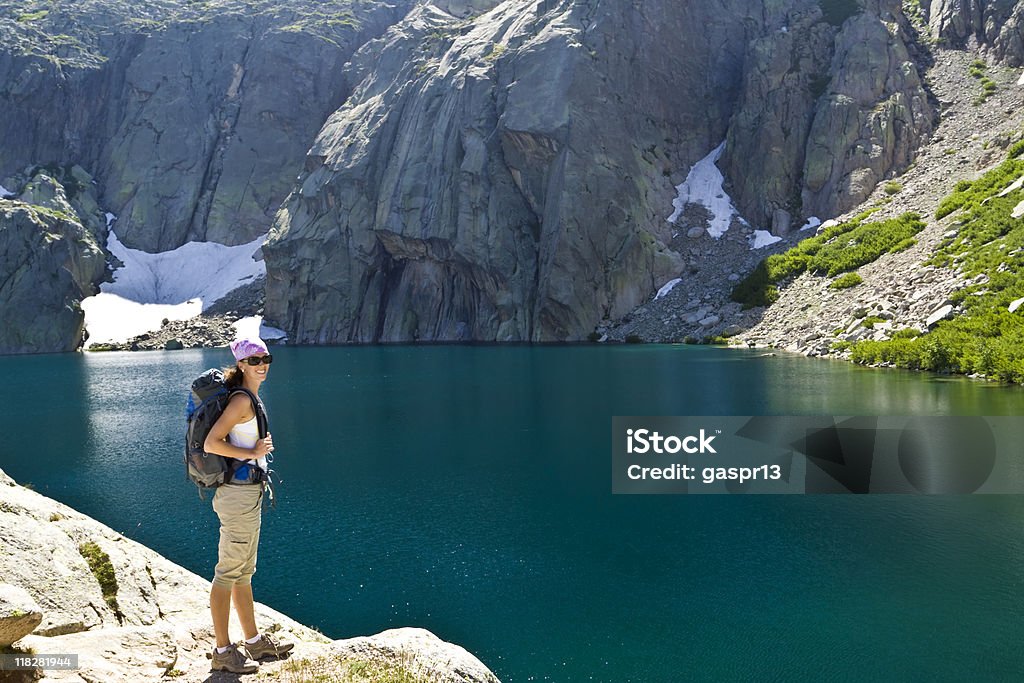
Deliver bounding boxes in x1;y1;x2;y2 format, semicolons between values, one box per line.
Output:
328;627;500;683
0;174;108;354
926;304;954;328
771;209;793;237
20;624;178;682
0;584;42;648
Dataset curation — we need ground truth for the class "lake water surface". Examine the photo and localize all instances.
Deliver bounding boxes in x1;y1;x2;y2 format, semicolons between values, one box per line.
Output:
2;346;1022;681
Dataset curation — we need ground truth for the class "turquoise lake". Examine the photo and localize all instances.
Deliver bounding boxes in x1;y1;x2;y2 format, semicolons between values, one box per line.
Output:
2;345;1023;681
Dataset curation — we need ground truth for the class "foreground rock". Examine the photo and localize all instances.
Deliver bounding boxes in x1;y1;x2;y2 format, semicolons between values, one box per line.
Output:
273;628;500;683
0;468;499;682
0;584;42;648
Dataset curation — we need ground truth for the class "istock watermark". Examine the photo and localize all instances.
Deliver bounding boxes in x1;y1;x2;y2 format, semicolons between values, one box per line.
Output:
612;416;1024;494
626;428;718;454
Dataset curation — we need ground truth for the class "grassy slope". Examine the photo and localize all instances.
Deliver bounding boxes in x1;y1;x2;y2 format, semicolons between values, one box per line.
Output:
730;209;925;308
850;144;1024;381
730;141;1024;382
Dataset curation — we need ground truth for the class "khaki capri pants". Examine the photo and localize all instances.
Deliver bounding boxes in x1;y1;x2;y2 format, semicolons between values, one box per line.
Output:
212;483;264;589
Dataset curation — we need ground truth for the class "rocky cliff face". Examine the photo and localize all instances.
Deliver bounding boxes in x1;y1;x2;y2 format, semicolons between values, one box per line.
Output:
925;0;1024;64
0;0;415;252
0;166;108;354
722;0;935;227
264;0;938;342
0;0;974;347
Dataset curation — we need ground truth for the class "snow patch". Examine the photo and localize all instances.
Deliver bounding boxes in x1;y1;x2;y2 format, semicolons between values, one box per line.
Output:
1018;70;1024;86
82;231;267;346
654;278;682;300
0;185;15;198
667;142;740;238
749;230;782;249
81;296;202;347
800;216;821;231
233;316;288;342
104;212;116;227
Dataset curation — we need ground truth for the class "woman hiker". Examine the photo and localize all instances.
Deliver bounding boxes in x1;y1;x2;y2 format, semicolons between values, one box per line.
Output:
204;337;294;673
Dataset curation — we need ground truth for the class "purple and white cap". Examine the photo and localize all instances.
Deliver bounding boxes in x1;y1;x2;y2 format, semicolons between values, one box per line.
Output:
230;337;268;361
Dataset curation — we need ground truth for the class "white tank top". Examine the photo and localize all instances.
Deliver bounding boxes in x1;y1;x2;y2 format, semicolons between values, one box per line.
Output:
228;416;266;471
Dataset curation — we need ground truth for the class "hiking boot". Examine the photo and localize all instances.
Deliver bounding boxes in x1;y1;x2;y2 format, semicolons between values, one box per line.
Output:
242;632;295;661
210;642;259;673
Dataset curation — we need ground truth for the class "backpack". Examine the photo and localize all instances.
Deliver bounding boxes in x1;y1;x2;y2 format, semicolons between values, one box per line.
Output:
184;368;268;497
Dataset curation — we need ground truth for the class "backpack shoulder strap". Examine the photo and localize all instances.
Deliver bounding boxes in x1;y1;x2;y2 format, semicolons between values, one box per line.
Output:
229;388;269;438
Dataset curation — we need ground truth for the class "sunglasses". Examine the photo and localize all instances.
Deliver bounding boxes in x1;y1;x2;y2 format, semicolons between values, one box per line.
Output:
243;354;274;366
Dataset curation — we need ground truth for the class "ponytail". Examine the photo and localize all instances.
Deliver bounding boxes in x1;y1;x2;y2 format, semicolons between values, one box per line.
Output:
223;364;244;389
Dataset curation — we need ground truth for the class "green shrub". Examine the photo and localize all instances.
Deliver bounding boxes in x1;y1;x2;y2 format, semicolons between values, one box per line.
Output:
806;213;925;276
883;181;903;195
17;10;48;22
892;328;921;339
624;335;643;344
730;208;914;307
484;43;506;62
729;261;779;309
79;542;119;613
830;272;863;289
936;157;1024;218
888;237;917;253
861;316;886;329
1008;140;1024;160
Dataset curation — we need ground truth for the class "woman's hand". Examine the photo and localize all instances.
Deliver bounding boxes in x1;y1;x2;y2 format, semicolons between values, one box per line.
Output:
252;433;274;458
